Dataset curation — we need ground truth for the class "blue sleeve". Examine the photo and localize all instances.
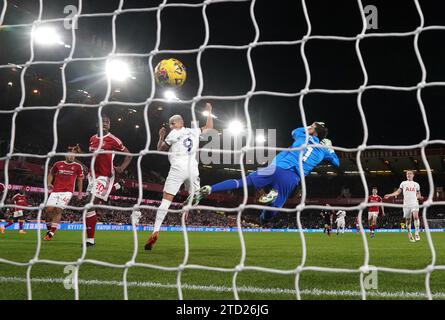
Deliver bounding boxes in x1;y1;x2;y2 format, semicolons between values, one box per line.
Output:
291;127;307;141
323;149;340;167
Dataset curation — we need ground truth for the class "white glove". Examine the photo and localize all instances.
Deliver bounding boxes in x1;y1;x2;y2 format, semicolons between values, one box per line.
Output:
320;138;332;147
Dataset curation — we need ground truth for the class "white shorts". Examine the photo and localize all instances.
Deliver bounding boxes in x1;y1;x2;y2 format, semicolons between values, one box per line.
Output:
46;192;73;209
13;210;24;218
368;211;379;220
337;220;345;228
403;205;419;219
164;166;200;196
87;175;115;202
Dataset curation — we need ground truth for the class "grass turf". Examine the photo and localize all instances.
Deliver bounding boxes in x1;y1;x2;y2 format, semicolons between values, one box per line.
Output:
0;230;444;300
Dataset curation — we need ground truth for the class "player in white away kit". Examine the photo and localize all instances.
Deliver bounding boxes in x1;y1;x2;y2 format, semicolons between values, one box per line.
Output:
145;103;214;250
384;170;422;242
335;210;346;235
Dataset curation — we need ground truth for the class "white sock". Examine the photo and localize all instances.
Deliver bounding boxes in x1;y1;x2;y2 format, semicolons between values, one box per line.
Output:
407;223;412;234
414;219;420;233
154;199;172;232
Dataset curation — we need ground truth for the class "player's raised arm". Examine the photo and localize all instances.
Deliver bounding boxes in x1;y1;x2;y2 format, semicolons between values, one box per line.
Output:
201;103;214;134
157;127;170;151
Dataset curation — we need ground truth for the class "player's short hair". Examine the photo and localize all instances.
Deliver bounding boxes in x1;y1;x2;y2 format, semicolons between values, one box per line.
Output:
67;144;81;153
314;122;328;140
169;114;184;125
406;170;414;175
372;186;378;190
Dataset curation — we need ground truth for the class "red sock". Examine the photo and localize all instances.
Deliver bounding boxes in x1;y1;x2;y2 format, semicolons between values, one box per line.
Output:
86;212;97;241
19;221;23;230
49;223;59;235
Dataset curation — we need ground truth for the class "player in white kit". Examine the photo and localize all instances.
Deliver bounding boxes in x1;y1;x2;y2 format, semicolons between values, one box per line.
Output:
145;103;214;250
335;210;346;235
384;170;422;242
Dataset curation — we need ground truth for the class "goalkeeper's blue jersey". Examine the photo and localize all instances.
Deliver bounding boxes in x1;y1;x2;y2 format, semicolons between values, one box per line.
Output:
272;127;340;177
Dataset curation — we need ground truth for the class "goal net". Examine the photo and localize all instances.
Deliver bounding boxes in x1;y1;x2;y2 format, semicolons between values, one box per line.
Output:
0;0;444;301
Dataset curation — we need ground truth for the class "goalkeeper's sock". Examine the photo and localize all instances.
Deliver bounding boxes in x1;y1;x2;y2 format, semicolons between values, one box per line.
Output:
153;199;172;233
211;177;253;193
86;211;97;244
414;219;420;233
49;223;59;236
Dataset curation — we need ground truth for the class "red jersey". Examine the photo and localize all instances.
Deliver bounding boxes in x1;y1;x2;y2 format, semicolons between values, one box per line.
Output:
368;195;382;213
12;193;29;210
89;133;126;178
50;161;84;193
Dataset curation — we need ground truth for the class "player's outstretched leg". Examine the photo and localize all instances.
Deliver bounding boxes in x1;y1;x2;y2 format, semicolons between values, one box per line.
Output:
146;194;172;251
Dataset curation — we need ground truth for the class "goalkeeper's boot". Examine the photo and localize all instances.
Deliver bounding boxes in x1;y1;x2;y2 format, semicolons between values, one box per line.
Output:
184;186;212;206
408;233;416;243
19;230;27;234
259;189;278;205
415;232;420;241
145;232;159;251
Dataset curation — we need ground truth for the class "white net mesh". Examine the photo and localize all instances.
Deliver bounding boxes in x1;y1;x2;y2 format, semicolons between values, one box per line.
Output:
0;0;444;300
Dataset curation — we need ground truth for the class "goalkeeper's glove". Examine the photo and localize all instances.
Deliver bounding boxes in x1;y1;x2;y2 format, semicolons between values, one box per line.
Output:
320;138;332;147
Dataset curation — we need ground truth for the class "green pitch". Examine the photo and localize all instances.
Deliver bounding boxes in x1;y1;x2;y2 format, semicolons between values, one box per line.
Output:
0;230;444;300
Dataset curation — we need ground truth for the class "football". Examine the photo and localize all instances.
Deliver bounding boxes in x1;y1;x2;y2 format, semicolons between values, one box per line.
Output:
154;58;187;87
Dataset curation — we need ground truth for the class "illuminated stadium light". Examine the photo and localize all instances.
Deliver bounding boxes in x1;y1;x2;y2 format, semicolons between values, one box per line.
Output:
7;82;13;87
256;134;266;143
32;27;67;47
117;118;122;122
227;120;244;135
135;125;140;129
164;90;178;101
106;60;131;82
32;89;39;94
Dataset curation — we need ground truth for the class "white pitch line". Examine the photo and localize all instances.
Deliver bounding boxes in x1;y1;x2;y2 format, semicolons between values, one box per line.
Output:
0;276;444;299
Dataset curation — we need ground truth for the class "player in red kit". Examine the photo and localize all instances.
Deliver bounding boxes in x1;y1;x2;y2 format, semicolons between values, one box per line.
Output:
1;187;30;234
367;187;385;238
44;145;84;241
85;114;132;247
